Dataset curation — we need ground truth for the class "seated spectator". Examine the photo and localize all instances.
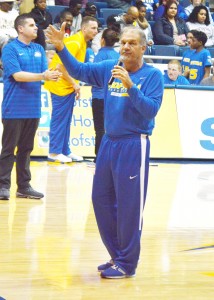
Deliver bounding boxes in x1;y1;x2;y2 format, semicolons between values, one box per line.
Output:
107;0;132;12
114;6;139;30
92;28;120;162
136;1;154;46
163;59;190;85
91;14;121;55
153;0;189;45
0;0;18;51
82;2;96;18
154;0;187;21
82;2;102;30
68;0;82;32
30;0;52;49
53;10;75;37
181;30;196;76
186;5;214;47
200;61;214;85
133;0;155;20
185;0;213;24
47;9;75;50
13;0;23;13
181;30;211;84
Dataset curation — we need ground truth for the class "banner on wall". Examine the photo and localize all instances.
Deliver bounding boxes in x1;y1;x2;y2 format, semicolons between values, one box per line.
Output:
33;85;95;157
1;82;214;159
33;86;181;158
175;89;214;159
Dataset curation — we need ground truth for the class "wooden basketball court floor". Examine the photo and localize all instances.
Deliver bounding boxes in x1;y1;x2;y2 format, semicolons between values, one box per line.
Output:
0;160;214;300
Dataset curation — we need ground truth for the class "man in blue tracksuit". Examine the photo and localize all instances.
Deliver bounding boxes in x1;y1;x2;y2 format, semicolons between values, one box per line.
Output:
46;24;164;279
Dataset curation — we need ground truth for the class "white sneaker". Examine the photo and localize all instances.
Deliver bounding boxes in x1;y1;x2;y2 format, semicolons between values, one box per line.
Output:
48;153;72;163
67;153;83;162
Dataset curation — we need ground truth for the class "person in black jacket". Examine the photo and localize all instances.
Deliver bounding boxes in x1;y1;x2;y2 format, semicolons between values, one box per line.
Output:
30;0;52;49
153;0;189;45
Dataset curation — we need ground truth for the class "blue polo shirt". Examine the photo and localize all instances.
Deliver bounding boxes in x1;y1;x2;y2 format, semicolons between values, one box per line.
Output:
1;38;47;119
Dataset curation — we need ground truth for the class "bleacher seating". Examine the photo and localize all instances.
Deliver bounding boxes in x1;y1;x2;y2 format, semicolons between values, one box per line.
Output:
47;5;68;23
207;48;214;58
151;45;180;63
100;8;123;22
179;46;190;57
94;2;108;17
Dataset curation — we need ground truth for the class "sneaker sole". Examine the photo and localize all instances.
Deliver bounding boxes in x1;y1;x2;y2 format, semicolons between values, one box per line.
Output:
101;273;136;279
16;193;43;199
0;197;9;200
48;158;72;163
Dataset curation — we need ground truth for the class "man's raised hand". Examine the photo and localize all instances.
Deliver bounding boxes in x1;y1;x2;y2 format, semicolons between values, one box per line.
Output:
45;22;66;51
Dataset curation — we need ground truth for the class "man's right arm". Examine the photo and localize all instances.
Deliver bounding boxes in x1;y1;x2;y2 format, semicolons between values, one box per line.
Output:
13;70;61;82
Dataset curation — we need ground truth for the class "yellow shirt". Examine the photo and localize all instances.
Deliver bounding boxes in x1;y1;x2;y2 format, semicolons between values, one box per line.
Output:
44;31;86;96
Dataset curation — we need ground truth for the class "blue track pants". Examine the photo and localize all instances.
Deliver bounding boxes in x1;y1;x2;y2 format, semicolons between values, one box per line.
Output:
92;134;150;274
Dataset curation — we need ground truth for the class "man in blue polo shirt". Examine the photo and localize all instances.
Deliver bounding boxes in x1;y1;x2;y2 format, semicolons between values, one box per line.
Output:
0;13;61;201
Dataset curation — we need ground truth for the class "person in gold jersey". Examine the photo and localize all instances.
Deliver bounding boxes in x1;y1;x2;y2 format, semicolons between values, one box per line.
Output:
44;16;98;163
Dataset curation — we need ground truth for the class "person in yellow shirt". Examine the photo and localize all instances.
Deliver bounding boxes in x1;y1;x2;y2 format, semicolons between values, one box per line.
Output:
44;16;98;163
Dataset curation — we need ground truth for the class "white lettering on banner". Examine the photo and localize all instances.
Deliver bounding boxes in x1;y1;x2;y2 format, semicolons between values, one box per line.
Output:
72;115;93;127
175;89;214;159
74;98;92;108
71;133;95;147
41;91;49;108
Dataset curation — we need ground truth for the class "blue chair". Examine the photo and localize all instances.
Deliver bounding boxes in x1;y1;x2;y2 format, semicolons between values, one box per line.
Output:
47;5;68;23
100;8;123;22
94;2;108;17
97;17;105;27
206;47;214;58
180;0;190;8
151;45;180;63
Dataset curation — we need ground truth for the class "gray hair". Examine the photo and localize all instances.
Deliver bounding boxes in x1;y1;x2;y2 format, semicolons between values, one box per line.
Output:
120;25;147;46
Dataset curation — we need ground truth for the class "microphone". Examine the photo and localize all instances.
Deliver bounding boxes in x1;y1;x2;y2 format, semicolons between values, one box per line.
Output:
108;56;124;85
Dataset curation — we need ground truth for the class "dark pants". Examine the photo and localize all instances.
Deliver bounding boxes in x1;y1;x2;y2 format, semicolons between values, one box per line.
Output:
92;98;105;158
0;118;39;189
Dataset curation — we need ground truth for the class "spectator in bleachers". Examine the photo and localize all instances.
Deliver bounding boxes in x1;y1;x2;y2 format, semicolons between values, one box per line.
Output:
82;2;96;18
186;5;214;47
13;0;23;13
181;30;211;84
30;0;52;49
53;9;75;36
181;30;196;76
154;0;188;21
133;0;155;20
185;0;213;24
92;28;120;162
82;2;102;30
114;6;139;30
91;14;121;55
68;0;82;32
0;0;19;51
163;59;190;84
107;0;132;12
153;0;189;45
136;1;154;46
47;10;75;49
200;61;214;85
